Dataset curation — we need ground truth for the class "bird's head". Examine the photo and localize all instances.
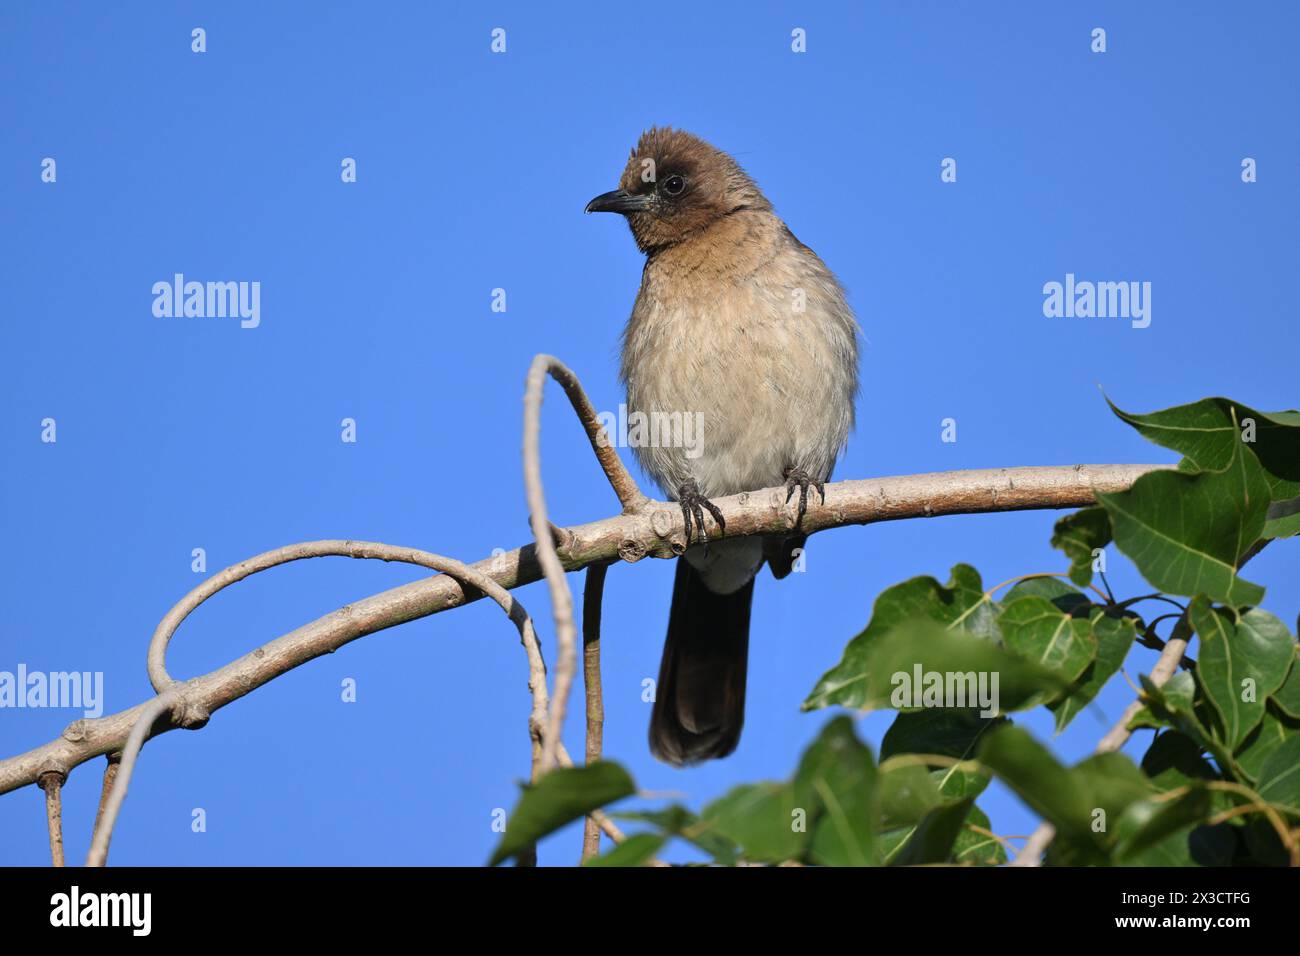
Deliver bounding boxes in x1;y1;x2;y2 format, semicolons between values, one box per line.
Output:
585;127;769;253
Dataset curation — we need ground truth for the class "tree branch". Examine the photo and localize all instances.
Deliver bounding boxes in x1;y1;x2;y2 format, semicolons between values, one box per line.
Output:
0;462;1163;800
523;354;649;516
38;771;66;867
524;356;583;773
90;754;120;864
581;563;609;862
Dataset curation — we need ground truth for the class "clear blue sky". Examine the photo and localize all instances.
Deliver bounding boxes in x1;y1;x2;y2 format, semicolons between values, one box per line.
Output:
1;1;1296;866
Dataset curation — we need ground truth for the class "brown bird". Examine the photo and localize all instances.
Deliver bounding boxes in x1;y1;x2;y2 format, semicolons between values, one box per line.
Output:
586;128;859;765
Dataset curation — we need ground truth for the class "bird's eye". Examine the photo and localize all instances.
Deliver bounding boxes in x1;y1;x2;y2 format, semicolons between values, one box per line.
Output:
662;174;686;196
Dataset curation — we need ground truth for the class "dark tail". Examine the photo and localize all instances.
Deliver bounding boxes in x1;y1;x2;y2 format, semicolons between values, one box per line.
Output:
764;534;806;580
649;559;754;766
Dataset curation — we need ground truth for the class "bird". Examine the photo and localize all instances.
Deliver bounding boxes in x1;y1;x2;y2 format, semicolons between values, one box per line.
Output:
585;127;859;765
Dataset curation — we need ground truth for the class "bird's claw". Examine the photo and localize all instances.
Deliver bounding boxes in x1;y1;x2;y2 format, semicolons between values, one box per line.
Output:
677;479;725;546
784;468;825;529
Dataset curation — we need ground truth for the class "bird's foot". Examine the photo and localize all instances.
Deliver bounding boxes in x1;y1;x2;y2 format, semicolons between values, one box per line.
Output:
677;479;726;546
784;468;826;529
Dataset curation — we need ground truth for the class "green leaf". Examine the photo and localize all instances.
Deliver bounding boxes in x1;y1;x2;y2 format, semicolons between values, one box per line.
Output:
1113;788;1216;862
795;716;880;866
998;595;1098;686
1264;496;1300;539
1191;598;1295;749
887;797;974;866
1095;440;1269;606
488;761;636;866
878;762;946;828
932;765;991;801
700;783;803;864
1049;609;1138;732
1136;671;1239;777
951;805;1007;866
1234;705;1300;783
1051;507;1112;587
976;726;1100;856
583;832;666;867
610;805;739;864
979;726;1154;862
876;756;974;865
1002;576;1091;614
880;709;1007;762
1072;752;1157;832
808;618;1067;717
1271;653;1300;719
698;718;883;866
803;564;999;710
1256;735;1300;814
1140;731;1217;792
1107;395;1300;503
879;709;1003;799
1161;668;1198;712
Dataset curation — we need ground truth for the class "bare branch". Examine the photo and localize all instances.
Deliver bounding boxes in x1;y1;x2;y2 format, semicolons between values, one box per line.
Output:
91;754;121;863
581;563;609;862
524;355;582;773
588;809;626;844
0;463;1162;799
37;771;66;867
524;354;649;515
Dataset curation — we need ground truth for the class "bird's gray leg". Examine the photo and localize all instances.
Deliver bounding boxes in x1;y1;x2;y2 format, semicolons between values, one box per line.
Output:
783;467;826;530
677;479;726;546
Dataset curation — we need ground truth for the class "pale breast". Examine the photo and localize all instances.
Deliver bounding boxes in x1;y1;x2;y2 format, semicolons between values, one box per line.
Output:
620;217;858;501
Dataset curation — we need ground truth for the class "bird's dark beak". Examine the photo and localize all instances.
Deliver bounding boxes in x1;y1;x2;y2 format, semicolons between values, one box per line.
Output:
585;189;651;215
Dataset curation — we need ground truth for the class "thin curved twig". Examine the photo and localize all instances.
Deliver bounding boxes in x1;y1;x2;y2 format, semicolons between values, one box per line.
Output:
524;356;586;772
962;822;1020;859
93;543;549;866
147;540;540;694
86;692;175;866
523;354;649;515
